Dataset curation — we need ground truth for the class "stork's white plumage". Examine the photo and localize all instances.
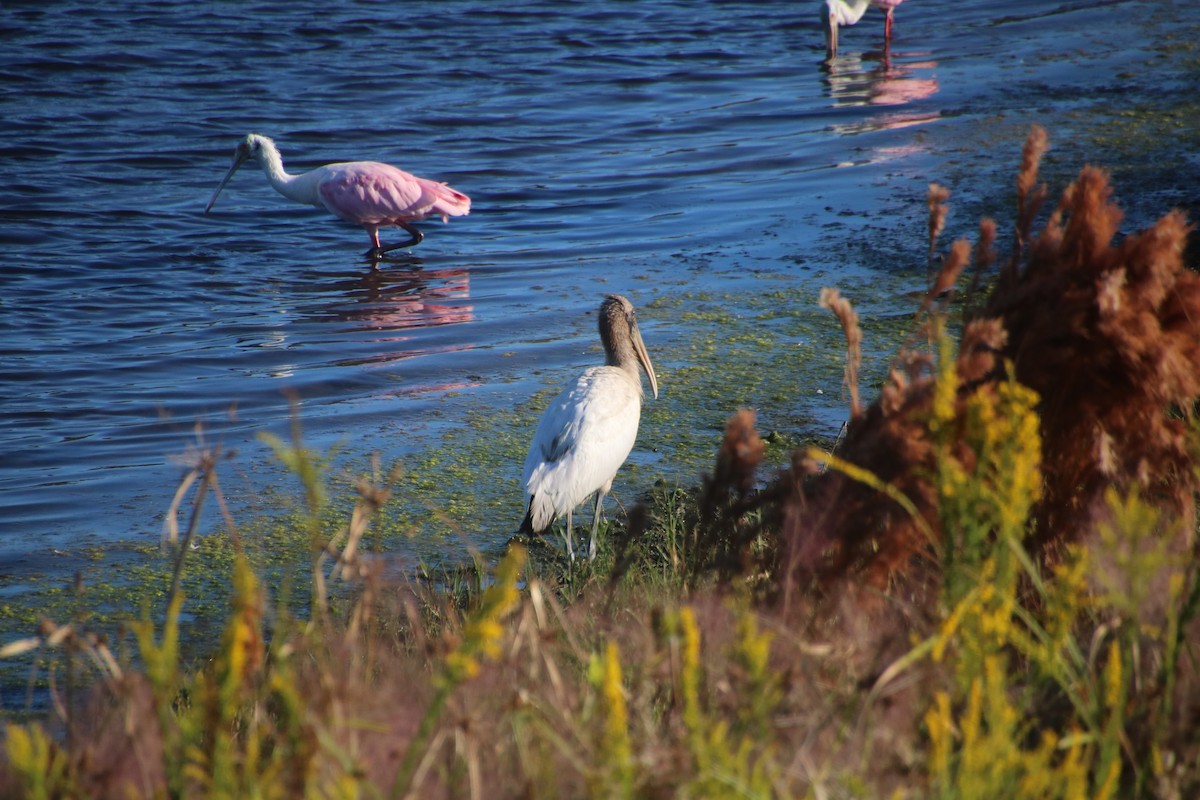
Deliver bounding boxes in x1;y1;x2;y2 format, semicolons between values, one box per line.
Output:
521;295;658;562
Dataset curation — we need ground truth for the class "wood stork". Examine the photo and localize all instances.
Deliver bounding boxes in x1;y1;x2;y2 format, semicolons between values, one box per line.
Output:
822;0;906;60
520;295;658;562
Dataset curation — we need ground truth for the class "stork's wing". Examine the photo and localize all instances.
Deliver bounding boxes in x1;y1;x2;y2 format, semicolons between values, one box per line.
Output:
522;369;641;492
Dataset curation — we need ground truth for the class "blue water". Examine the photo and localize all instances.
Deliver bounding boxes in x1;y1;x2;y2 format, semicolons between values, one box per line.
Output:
1;0;1197;578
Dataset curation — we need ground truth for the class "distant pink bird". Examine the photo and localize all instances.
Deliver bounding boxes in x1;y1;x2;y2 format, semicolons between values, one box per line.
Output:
205;133;470;258
822;0;906;60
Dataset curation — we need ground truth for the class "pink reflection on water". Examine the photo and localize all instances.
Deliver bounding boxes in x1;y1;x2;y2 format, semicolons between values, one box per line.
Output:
348;266;478;383
299;264;480;383
824;49;941;135
352;266;475;333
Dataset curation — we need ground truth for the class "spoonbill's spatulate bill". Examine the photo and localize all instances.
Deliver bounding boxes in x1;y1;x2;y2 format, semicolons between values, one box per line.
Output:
822;0;906;60
205;133;470;258
521;295;658;563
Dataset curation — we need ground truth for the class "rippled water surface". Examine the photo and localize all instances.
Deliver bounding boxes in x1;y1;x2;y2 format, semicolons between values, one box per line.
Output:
2;1;1198;582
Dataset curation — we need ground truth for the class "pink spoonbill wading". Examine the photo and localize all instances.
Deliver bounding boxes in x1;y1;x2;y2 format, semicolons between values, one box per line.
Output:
822;0;906;60
205;133;470;259
520;295;658;563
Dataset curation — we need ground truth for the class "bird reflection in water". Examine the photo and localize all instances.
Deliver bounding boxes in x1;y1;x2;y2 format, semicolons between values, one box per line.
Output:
297;264;478;391
350;265;474;333
822;47;940;135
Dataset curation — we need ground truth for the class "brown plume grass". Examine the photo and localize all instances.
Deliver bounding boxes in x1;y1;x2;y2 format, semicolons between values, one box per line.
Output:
772;125;1200;593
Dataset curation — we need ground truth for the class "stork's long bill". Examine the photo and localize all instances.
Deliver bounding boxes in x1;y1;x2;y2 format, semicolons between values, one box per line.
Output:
632;324;658;400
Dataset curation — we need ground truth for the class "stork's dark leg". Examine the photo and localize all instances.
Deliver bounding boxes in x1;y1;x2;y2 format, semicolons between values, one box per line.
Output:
565;508;576;563
588;490;606;562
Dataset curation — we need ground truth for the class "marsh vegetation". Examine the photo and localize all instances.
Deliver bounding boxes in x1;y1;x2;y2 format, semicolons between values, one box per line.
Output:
4;129;1200;799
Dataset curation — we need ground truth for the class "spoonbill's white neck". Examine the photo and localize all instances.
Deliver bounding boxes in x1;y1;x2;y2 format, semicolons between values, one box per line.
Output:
248;135;323;207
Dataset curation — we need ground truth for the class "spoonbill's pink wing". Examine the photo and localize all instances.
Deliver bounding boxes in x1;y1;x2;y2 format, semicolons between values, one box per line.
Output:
318;162;469;226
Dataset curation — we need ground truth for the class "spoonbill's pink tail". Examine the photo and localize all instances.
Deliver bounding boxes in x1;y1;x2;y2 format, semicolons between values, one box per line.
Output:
431;181;471;222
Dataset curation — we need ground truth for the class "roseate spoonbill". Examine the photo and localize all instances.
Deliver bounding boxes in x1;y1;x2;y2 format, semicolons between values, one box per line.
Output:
205;133;470;258
520;295;658;563
822;0;906;59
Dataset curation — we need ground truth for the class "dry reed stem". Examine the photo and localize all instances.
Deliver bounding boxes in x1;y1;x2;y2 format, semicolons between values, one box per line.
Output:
923;238;971;312
974;217;997;273
1010;124;1050;279
819;288;863;417
927;183;951;267
712;408;766;497
933;239;970;298
962;217;998;317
